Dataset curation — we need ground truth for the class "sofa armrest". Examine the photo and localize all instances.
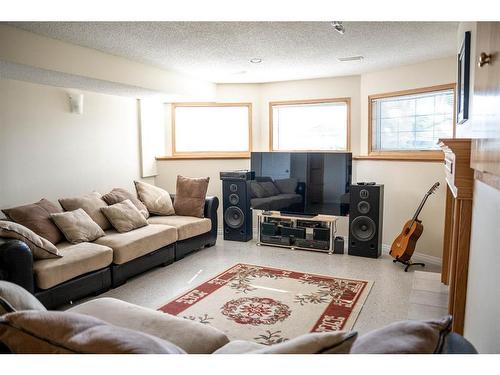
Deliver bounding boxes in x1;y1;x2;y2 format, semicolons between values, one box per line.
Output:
0;239;35;293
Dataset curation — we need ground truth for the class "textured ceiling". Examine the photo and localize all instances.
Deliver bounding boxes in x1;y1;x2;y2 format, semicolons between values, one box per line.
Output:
0;60;181;100
8;22;458;83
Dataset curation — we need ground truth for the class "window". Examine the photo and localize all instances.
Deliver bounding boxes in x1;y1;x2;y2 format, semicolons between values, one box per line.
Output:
172;103;252;158
369;84;455;160
270;98;350;151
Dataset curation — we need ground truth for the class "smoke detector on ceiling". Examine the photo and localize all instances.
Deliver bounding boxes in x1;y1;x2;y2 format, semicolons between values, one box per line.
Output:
337;56;364;62
331;21;345;35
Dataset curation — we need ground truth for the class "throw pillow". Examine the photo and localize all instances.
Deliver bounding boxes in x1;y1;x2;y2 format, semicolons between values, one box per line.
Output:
260;181;280;197
274;178;299;194
0;311;186;354
102;188;149;219
58;192;111;231
0;281;47;316
134;180;175;216
0;221;61;259
252;331;357;354
2;199;64;244
173;175;209;218
51;209;105;244
100;200;148;233
249;181;268;198
350;315;453;354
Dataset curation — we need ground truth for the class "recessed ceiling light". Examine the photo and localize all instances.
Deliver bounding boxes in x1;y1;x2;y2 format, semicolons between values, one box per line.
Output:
331;21;345;35
250;58;263;64
337;55;364;62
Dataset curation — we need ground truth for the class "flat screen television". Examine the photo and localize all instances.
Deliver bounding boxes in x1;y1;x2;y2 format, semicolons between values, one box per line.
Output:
250;152;352;216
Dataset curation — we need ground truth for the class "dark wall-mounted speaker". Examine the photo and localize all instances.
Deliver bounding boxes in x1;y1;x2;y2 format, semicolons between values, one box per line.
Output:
221;175;253;242
348;184;384;258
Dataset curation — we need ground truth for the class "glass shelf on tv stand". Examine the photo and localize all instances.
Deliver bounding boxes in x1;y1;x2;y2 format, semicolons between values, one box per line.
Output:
256;210;338;255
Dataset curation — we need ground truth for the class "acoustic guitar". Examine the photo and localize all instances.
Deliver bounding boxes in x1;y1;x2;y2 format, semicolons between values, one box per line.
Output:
390;182;440;270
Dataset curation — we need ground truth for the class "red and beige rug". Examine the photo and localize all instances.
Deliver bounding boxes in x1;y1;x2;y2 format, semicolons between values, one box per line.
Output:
158;263;373;345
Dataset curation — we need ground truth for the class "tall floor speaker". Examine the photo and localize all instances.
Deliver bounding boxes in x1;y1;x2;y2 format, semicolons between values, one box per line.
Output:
220;171;254;242
348;184;384;258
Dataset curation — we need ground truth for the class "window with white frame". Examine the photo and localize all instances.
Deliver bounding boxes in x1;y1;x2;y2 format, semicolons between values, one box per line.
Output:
172;103;251;157
270;99;350;151
370;86;455;153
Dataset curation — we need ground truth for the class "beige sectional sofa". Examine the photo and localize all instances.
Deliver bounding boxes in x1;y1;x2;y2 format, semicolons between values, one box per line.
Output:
0;195;219;309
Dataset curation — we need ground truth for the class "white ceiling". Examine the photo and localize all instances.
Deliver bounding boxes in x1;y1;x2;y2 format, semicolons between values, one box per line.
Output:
8;22;459;84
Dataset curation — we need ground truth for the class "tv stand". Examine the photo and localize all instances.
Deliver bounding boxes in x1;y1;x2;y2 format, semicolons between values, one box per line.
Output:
256;211;338;255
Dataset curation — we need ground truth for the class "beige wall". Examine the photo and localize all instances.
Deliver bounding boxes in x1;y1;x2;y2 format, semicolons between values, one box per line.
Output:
0;78;153;210
156;58;455;260
356;57;456;259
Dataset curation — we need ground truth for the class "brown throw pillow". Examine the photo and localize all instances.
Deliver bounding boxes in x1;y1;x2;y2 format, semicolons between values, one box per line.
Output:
100;200;148;233
51;209;105;244
2;199;63;244
173;175;209;218
102;188;149;219
0;311;186;354
58;192;111;231
0;221;61;259
350;316;453;354
134;180;175;216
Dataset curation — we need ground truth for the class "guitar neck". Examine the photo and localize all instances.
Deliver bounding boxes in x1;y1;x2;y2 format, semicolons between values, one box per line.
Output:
411;194;430;222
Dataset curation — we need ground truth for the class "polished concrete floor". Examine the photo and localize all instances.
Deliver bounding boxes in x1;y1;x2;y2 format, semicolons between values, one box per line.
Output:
82;236;442;335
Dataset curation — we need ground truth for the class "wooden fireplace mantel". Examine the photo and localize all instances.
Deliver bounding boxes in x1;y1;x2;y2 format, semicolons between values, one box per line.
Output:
438;138;474;335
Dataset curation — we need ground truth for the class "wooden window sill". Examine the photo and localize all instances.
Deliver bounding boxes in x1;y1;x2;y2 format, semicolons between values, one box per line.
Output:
156;153;250;161
354;153;444;162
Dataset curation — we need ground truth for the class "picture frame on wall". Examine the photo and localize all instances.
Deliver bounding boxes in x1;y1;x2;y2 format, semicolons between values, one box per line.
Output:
457;31;471;124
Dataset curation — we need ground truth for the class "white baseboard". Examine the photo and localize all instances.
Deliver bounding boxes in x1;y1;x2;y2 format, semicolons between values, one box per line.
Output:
381;244;442;266
218;228;442;267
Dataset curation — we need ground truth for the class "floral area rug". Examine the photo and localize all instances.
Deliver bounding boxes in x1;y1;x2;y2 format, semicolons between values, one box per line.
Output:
158;263;373;345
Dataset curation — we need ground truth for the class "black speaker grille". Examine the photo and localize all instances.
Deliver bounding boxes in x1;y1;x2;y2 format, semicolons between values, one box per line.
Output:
351;216;376;241
229;193;240;205
224;206;244;229
357;201;370;214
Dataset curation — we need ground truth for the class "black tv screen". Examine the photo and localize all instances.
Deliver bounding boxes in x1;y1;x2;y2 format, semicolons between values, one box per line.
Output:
250;152;352;216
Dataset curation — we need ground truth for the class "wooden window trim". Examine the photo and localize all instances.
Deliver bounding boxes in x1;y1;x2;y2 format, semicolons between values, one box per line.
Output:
269;98;351;152
168;102;252;159
367;83;456;162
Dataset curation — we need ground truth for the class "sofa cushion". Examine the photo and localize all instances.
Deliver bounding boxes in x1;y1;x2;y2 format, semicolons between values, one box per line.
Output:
0;311;185;354
134;180;175;216
214;331;357;354
59;192;111;231
173;175;210;218
0;281;47;316
147;215;211;241
350;316;453;354
95;224;177;264
102;188;149;219
68;297;229;354
100;200;148;233
2;199;63;244
51;209;106;244
33;242;113;289
0;220;62;259
213;340;265;354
